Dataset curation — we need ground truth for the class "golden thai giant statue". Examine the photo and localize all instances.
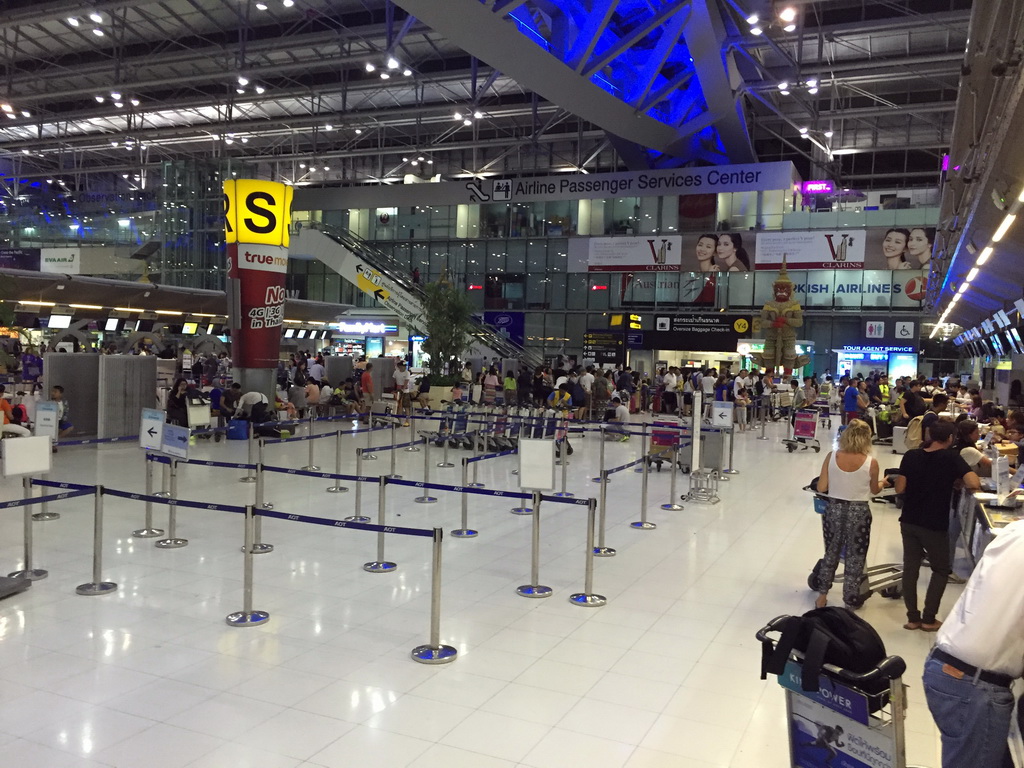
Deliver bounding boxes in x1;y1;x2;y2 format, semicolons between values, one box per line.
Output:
753;257;811;375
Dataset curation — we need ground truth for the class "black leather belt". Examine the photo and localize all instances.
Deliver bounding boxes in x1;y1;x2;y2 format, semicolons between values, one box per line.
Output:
932;649;1013;688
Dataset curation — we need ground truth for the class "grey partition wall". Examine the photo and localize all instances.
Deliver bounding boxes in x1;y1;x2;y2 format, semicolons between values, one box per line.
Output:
326;355;354;385
43;353;101;437
97;355;158;439
371;357;396;396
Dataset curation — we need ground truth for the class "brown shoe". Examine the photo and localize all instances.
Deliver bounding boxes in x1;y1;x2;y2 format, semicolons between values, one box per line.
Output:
921;621;943;632
903;621;922;630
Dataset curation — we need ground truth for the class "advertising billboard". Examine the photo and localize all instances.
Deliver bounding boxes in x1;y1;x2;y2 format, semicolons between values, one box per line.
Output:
754;227;935;271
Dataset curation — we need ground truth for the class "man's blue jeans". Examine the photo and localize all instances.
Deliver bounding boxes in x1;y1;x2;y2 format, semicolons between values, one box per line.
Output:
923;656;1014;768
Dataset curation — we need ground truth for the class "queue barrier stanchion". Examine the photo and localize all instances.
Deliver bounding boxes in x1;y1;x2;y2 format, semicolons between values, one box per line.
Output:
634;423;648;473
301;415;320;472
568;498;606;607
516;492;552;598
363;420;378;460
75;486;118;596
468;431;485;488
415;437;438;504
345;448;371;523
437;428;454;469
155;460;188;549
385;422;402;480
31;474;59;522
593;471;616;557
240;424;257;483
411;527;458;665
363;477;397;573
631;426;657;530
155;461;171;498
553;437;573;498
8;476;48;581
226;505;270;627
406;412;420;452
592;426;606;483
722;426;739;476
326;430;350;493
758;396;770;441
451;459;478;538
246;458;274;555
133;457;164;538
661;444;684;511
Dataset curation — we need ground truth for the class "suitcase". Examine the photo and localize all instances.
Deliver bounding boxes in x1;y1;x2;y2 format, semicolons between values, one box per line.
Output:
892;426;909;454
227;419;249;440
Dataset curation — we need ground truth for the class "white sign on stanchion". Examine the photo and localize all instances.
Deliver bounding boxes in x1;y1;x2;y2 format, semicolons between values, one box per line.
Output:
517;438;556;491
711;401;734;429
140;408;165;452
2;435;52;476
161;424;190;460
34;402;59;441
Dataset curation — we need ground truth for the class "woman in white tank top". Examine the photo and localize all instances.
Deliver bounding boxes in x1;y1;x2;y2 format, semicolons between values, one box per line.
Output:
813;419;889;609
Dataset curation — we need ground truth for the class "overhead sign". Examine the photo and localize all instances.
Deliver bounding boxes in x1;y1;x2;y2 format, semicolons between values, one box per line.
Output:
353;262;422;330
645;315;752;352
588;236;683;272
583;331;624;365
0;248;41;270
34;401;59;441
40;247;80;275
294;161;799;209
617;272;715;307
139;408;164;451
160;423;190;459
333;321;398;335
483;311;525;346
801;180;835;194
224;179;294;368
862;317;919;345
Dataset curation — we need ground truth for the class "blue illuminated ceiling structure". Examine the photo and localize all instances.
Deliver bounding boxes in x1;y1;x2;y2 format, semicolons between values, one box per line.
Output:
393;0;756;167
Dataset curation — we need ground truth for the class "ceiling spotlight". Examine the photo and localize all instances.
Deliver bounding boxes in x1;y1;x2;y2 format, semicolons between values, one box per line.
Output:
67;17;80;26
402;157;409;162
463;118;472;126
777;82;789;90
282;0;294;6
750;26;763;36
308;166;316;172
806;79;818;88
473;111;483;119
323;165;330;171
237;76;249;86
235;88;245;94
20;110;30;118
21;149;29;155
299;163;306;169
403;68;412;77
808;86;818;94
783;23;796;31
380;72;390;79
0;104;12;114
225;138;234;144
255;1;267;8
254;85;265;94
454;111;462;120
111;91;121;99
355;128;362;134
365;62;376;72
427;159;434;164
324;123;333;131
95;95;105;103
5;113;16;120
114;101;123;108
130;98;139;106
798;126;808;134
779;6;797;22
92;28;104;36
387;57;400;70
241;137;248;143
779;89;790;96
411;160;418;166
824;130;834;138
746;13;759;24
122;173;129;179
89;11;104;23
417;156;424;161
111;140;119;147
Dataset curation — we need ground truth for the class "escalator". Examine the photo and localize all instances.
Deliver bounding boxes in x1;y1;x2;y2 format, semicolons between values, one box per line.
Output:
291;224;540;367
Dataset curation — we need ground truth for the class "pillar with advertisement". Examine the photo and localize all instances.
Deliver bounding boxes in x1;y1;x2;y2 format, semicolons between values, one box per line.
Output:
223;180;294;397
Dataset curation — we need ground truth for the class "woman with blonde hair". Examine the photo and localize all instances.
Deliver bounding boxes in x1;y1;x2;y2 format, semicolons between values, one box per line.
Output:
813;419;890;609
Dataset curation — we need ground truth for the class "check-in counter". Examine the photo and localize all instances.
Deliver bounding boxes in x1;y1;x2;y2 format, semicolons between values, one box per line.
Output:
957;491;1024;569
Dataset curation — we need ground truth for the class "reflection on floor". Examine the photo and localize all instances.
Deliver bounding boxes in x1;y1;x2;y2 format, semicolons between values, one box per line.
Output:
0;417;946;767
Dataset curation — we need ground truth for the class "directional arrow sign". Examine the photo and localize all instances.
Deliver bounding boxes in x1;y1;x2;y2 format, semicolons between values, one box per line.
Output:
357;267;391;302
140;408;164;451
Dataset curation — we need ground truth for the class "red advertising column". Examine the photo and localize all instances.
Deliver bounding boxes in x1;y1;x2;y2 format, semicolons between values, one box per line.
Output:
223;180;294;396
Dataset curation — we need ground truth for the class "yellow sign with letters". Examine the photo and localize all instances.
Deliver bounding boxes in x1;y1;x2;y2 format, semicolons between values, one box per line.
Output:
223;180;294;247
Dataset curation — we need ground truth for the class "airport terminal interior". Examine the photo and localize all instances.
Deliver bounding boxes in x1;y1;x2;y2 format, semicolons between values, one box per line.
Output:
1;0;1023;766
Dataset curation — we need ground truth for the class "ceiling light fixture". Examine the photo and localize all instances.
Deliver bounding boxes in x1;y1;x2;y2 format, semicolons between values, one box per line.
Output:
254;85;265;94
130;98;139;106
403;68;412;77
92;28;104;36
282;0;294;6
977;246;993;265
824;130;834;138
110;91;121;99
463;118;472;126
993;213;1017;241
95;95;105;103
380;72;390;79
783;23;796;31
237;76;249;86
255;1;267;8
89;11;104;23
750;27;763;35
387;57;400;70
779;6;797;22
354;128;362;134
746;13;759;24
365;62;375;72
67;17;80;26
967;267;979;282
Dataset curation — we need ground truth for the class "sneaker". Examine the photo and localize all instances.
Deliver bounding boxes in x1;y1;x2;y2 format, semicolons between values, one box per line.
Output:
947;573;966;584
403;421;411;427
619;435;630;442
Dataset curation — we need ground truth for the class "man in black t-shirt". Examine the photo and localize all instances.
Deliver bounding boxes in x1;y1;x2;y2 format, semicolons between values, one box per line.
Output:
896;380;927;426
920;392;948;443
895;421;980;631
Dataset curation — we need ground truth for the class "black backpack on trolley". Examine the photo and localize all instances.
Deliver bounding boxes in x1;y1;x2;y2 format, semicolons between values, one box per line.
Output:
760;607;890;710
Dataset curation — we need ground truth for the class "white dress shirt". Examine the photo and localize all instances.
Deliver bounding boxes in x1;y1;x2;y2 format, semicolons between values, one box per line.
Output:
663;372;677;393
936;520;1024;677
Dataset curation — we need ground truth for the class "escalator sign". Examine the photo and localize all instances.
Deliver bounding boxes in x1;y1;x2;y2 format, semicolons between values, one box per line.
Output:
357;266;391;301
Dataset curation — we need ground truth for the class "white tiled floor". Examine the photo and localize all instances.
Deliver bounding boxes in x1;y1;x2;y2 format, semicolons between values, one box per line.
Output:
0;417;947;767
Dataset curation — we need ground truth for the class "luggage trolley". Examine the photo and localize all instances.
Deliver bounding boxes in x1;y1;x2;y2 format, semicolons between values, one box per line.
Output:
803;478;903;606
756;616;910;768
784;409;822;453
646;418;687;473
813;397;832;430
